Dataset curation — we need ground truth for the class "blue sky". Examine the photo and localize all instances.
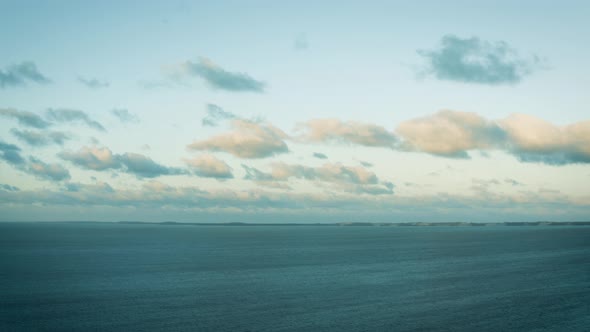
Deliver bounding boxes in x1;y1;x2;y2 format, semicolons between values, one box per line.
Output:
1;1;589;222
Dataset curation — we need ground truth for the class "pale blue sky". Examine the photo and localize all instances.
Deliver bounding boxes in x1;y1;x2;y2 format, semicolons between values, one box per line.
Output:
1;1;589;222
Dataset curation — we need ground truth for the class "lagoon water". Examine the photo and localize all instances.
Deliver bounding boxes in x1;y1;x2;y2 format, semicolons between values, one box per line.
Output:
1;222;589;331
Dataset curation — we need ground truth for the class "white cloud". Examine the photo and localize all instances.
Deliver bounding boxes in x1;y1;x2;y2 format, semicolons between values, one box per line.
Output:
188;119;289;158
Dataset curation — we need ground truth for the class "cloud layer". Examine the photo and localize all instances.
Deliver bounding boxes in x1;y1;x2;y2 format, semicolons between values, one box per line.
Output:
243;162;394;195
418;35;538;85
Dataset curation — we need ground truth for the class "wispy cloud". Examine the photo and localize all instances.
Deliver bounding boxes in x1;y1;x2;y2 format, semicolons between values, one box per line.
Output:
188;119;289;158
418;35;539;85
46;108;106;132
59;146;186;178
243;162;394;195
117;153;186;178
297;118;397;147
28;157;70;181
185;154;233;179
78;76;109;89
10;128;69;146
179;57;265;92
202;104;236;127
0;184;19;192
313;152;328;159
111;109;139;124
0;140;25;165
0;108;51;129
0;61;51;88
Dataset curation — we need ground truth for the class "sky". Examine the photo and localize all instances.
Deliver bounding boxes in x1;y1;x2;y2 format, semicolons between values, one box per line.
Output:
1;0;589;222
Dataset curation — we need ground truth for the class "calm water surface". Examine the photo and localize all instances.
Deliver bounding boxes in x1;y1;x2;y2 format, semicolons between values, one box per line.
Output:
1;222;589;331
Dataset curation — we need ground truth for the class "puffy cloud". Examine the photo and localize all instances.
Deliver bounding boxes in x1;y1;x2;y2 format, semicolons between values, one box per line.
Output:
313;152;328;159
297;118;397;147
59;146;186;178
395;110;590;164
46;108;106;132
202;103;236;127
243;162;393;195
396;110;505;157
0;140;25;165
499;114;590;164
111;108;139;124
418;35;538;85
0;108;50;128
78;76;109;89
185;154;233;179
180;57;265;92
0;61;51;88
28;157;70;181
188;119;289;158
59;146;119;170
117;153;186;178
10;128;69;146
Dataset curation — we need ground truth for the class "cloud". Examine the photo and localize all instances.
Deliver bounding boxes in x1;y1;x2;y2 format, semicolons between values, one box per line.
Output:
0;108;51;128
297;118;397;147
46;108;106;132
117;153;186;178
111;108;139;124
0;61;51;88
0;140;25;165
418;35;539;85
499;114;590;165
59;146;186;178
27;157;70;181
188;119;289;158
395;110;590;164
396;110;505;158
59;146;119;170
313;152;328;159
185;154;233;179
294;33;309;50
359;161;373;167
180;57;265;92
78;76;109;89
0;184;19;192
202;104;236;127
243;162;394;195
10;128;69;146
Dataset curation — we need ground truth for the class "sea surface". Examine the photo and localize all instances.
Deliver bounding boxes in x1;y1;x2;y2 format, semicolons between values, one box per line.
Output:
1;222;589;331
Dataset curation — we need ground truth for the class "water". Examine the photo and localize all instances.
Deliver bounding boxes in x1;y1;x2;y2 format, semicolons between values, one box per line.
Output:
1;222;589;331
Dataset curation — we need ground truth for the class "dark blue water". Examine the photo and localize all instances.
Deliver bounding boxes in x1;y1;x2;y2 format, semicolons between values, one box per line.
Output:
1;223;589;331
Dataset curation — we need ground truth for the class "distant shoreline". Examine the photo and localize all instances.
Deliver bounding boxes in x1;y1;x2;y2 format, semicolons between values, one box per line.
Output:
2;221;590;226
